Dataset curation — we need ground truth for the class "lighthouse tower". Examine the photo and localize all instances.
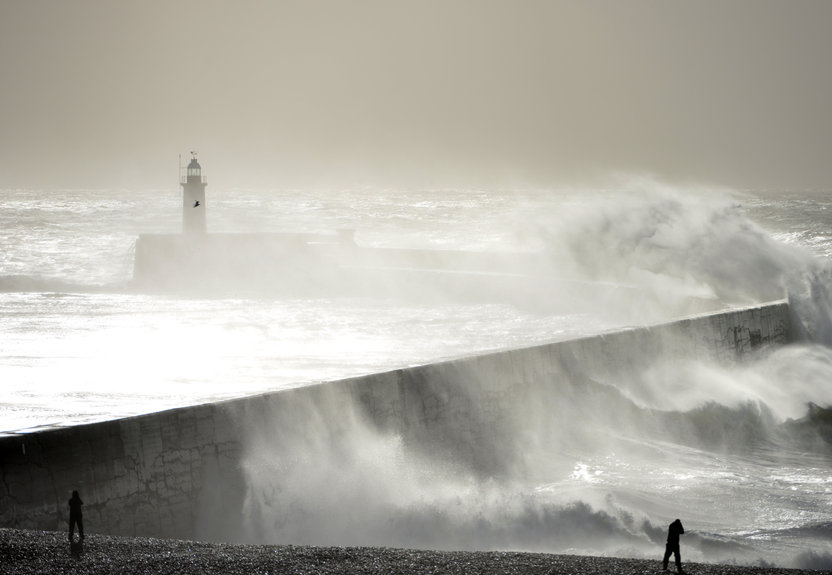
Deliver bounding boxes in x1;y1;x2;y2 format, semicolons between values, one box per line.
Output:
182;153;207;234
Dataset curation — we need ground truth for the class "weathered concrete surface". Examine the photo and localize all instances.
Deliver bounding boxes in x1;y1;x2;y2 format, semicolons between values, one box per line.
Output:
0;301;791;540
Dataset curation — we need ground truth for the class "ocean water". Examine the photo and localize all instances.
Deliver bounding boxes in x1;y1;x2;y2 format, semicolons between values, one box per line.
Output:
2;181;832;567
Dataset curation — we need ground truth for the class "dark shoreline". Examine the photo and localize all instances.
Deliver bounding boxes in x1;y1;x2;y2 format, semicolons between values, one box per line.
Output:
0;528;823;575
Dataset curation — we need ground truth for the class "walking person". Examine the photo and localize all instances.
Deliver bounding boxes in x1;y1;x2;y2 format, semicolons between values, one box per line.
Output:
662;518;685;573
68;490;84;542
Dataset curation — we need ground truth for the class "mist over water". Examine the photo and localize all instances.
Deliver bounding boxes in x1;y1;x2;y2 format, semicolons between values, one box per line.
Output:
3;181;832;567
236;333;832;567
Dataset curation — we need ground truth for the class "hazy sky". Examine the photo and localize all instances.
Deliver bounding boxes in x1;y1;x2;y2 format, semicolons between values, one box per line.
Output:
1;0;831;190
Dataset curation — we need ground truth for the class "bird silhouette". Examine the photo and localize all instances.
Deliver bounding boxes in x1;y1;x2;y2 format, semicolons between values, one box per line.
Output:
193;200;200;208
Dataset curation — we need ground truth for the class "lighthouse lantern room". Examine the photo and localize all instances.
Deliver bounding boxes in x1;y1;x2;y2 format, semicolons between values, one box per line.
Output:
182;152;207;234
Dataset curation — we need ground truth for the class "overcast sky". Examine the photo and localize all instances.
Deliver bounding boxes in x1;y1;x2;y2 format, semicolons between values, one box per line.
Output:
1;1;831;190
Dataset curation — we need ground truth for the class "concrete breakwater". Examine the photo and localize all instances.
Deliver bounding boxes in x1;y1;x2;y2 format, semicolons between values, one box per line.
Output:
0;301;791;541
131;233;545;301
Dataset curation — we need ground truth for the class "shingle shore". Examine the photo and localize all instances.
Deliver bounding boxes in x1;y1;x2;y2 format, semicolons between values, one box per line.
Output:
0;528;819;575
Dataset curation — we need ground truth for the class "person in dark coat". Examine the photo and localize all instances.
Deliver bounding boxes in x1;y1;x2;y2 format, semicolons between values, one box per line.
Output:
662;518;685;573
68;490;84;542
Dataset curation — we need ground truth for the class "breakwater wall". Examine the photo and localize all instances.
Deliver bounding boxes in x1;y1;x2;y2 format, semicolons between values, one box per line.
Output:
0;301;791;541
131;233;549;304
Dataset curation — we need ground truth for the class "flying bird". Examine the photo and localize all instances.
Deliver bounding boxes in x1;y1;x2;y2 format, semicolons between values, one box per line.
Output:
193;201;200;208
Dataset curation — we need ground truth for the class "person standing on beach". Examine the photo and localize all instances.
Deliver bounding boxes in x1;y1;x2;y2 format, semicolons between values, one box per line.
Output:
68;490;84;542
662;518;685;573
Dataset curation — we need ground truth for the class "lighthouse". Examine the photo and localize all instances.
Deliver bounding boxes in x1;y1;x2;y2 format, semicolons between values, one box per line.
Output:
182;153;207;234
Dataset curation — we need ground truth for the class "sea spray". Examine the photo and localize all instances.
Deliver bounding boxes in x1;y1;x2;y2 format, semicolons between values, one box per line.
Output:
234;185;832;567
3;184;832;567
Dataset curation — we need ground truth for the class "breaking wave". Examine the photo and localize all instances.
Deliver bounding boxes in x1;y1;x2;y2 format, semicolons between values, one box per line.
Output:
232;184;832;568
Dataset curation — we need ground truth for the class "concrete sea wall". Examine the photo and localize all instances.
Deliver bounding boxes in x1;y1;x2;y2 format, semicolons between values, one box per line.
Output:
0;301;791;540
131;233;548;303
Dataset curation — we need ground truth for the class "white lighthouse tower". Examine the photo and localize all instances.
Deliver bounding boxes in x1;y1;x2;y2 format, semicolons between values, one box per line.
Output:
182;152;206;234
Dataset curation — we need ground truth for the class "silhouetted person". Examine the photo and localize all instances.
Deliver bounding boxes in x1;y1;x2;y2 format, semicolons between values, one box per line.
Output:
68;490;84;542
662;518;685;573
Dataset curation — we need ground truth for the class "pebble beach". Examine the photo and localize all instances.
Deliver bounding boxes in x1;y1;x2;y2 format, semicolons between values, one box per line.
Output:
0;528;824;575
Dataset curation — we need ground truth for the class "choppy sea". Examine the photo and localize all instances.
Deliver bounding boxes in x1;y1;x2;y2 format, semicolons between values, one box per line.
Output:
2;181;831;567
